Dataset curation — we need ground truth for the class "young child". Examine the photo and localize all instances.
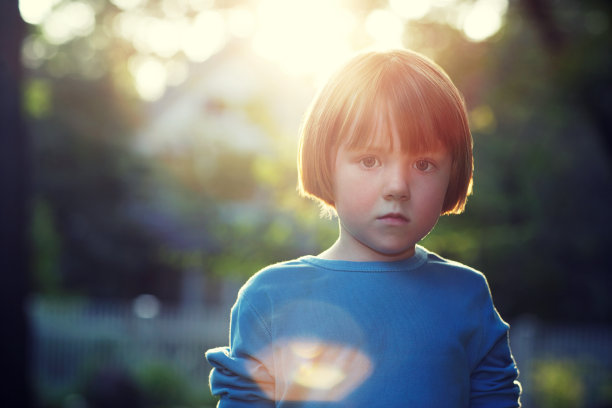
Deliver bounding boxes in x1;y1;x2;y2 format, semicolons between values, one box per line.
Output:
206;49;521;407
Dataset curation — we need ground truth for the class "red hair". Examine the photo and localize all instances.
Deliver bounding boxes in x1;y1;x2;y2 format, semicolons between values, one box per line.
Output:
297;49;473;215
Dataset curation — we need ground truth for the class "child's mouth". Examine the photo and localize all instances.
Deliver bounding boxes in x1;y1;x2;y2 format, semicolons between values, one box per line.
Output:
377;213;409;224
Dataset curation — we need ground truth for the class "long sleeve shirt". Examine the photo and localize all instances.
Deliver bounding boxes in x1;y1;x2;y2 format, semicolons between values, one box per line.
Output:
206;245;521;407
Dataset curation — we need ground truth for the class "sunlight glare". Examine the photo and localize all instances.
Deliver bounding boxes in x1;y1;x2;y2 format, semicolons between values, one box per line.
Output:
389;0;431;21
462;0;508;41
110;0;144;11
246;300;372;402
289;341;345;389
115;13;186;58
19;0;61;25
143;17;186;58
290;341;324;359
228;7;256;38
253;338;372;400
165;59;189;87
182;10;227;62
131;16;158;55
41;1;96;45
365;9;404;47
129;55;168;101
294;363;346;390
161;0;190;19
188;0;214;11
113;11;138;40
252;0;355;78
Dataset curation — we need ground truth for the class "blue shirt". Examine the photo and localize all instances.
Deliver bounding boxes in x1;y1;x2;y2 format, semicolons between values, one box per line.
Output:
206;246;521;407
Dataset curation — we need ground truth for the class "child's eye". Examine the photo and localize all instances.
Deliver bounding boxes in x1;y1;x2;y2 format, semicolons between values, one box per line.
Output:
414;160;435;172
359;156;380;168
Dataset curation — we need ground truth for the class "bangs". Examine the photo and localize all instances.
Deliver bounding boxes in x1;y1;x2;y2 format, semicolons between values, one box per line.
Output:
336;56;463;155
340;95;442;154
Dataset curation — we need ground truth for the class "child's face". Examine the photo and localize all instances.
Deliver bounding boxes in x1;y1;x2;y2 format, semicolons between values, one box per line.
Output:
331;132;451;262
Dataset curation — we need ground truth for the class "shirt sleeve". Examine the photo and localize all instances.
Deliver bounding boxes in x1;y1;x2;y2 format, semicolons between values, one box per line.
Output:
205;287;275;408
469;276;522;407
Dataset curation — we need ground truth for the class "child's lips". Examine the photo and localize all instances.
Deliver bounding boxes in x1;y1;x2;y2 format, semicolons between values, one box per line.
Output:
377;213;409;224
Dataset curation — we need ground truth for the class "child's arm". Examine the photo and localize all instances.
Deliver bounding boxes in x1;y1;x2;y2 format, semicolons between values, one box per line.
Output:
205;287;275;407
469;276;522;407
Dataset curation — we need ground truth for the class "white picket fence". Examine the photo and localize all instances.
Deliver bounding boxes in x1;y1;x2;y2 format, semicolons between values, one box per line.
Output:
28;297;612;407
29;296;230;394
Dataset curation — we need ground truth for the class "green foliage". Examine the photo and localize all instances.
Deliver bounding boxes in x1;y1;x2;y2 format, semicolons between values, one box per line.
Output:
27;76;179;300
422;1;612;323
132;361;217;407
529;356;612;408
201;152;258;201
135;363;190;407
203;205;335;280
22;0;612;323
20;2;612;407
23;78;52;118
533;360;586;408
36;360;217;408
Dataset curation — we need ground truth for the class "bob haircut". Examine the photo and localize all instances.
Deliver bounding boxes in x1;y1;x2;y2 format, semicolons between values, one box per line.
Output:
297;48;473;215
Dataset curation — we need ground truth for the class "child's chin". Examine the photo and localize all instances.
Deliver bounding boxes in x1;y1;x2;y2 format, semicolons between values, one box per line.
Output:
369;245;416;260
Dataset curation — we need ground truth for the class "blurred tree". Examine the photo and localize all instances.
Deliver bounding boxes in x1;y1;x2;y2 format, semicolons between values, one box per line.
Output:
519;0;612;159
492;0;612;322
28;75;184;301
20;0;612;323
441;0;611;322
0;1;32;406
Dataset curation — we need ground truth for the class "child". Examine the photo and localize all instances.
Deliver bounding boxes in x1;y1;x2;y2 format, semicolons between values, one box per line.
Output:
206;49;521;407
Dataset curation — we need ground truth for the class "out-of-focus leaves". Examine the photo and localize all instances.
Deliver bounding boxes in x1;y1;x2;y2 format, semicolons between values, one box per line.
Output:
23;0;612;323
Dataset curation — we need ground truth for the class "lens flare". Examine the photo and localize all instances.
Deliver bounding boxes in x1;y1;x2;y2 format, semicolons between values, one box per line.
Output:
254;338;372;401
293;362;346;390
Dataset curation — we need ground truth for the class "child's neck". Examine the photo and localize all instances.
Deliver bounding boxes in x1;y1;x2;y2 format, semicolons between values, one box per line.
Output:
318;238;416;262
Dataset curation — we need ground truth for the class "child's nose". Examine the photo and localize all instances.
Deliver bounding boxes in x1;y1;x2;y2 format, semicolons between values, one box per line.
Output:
382;165;410;201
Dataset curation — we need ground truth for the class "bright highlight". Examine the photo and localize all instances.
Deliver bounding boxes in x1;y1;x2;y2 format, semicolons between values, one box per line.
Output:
463;0;508;41
252;0;355;77
389;0;432;21
254;338;372;401
183;11;227;62
365;9;404;47
40;1;96;45
129;55;168;101
19;0;61;25
20;0;509;102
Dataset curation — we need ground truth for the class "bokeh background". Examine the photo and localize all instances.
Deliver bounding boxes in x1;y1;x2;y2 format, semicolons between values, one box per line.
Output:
2;0;612;407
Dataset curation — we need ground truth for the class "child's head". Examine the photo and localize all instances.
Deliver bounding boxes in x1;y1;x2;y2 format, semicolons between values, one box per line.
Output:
298;48;473;216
